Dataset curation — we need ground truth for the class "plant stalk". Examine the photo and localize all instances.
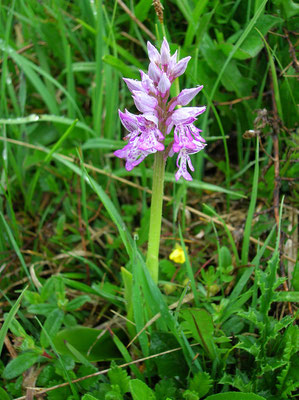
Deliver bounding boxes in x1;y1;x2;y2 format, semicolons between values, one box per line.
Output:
146;151;165;283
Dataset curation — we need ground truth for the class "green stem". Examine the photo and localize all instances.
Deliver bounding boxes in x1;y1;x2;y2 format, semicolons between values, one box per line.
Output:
146;151;165;283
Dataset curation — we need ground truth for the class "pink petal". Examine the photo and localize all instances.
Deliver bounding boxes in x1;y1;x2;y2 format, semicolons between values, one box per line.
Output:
147;41;161;64
157;73;171;96
160;37;171;65
148;62;162;83
132;91;158;113
171;56;191;79
123;78;144;93
176;86;203;106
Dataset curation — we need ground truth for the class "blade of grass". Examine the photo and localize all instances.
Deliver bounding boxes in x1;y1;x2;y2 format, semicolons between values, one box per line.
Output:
0;0;15;116
0;41;84;119
0;286;27;356
241;137;259;265
0;212;33;287
131;238;151;358
66;44;76;119
251;224;277;312
78;151;96;260
228;224;276;309
116;169;246;198
93;0;104;134
136;250;203;372
53;152;134;257
112;332;144;381
0;165;21;245
0;114;95;135
256;28;283;120
179;225;199;307
203;203;240;266
25;119;78;210
203;88;231;208
65;341;95;368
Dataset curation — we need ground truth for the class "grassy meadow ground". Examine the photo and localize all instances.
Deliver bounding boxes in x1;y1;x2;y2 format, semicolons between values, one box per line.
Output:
0;0;298;399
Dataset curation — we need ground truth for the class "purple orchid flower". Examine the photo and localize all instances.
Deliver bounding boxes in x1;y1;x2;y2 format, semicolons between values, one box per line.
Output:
114;37;206;181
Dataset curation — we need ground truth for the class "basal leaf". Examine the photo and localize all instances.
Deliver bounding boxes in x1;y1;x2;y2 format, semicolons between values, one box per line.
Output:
2;351;39;379
53;327;123;362
180;308;217;360
129;379;156;400
40;308;64;348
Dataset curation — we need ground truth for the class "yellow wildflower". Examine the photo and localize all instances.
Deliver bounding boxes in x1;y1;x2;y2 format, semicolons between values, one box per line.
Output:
169;244;186;264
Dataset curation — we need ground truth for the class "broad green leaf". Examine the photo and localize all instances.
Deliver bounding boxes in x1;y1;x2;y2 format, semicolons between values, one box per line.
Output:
0;388;10;400
129;379;156;400
274;0;299;18
150;332;188;379
65;295;91;311
82;394;99;400
219;15;283;60
27;303;57;315
206;393;266;400
273;291;299;303
62;278;100;295
219;246;232;269
201;43;255;97
2;351;39;379
180;308;217;360
40;308;64;348
53;327;123;362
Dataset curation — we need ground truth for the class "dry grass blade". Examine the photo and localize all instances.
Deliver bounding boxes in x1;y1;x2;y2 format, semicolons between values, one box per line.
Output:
116;0;156;41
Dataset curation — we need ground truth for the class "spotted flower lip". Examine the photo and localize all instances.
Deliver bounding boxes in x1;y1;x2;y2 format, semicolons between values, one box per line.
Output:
115;37;206;181
115;113;165;171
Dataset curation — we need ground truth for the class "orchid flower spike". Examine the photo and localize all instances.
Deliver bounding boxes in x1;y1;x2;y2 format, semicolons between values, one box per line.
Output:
114;37;206;181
